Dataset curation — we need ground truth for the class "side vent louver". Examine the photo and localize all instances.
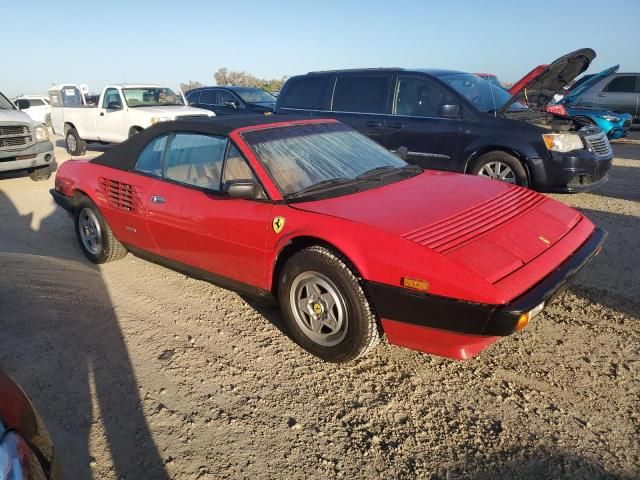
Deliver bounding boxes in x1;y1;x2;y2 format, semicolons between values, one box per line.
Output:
99;178;138;212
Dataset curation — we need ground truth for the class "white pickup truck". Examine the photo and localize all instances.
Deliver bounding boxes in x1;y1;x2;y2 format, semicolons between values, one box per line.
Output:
49;84;214;155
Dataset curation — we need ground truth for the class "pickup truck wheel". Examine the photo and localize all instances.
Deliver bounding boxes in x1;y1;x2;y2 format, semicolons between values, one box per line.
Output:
29;166;52;181
470;151;528;187
278;246;379;363
128;126;142;138
74;198;127;264
65;128;86;156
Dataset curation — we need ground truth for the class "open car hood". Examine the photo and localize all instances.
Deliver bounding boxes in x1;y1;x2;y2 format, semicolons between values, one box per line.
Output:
562;65;619;105
501;48;595;113
294;171;582;284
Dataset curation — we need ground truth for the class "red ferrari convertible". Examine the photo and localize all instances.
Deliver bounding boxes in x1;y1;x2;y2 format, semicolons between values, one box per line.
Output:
51;116;605;362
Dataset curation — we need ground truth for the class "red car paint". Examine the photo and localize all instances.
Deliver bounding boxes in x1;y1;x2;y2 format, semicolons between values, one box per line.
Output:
53;118;601;360
508;65;548;96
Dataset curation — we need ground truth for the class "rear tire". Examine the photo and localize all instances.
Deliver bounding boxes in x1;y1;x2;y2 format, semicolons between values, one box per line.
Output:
278;246;379;363
65;127;87;156
29;166;52;181
74;197;127;264
470;151;528;187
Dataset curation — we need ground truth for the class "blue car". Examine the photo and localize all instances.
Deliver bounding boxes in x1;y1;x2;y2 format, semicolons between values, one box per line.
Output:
549;65;633;139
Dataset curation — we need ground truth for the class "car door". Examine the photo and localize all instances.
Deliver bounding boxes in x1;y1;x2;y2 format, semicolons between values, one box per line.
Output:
96;88;128;142
594;75;639;119
383;74;461;171
329;74;392;145
143;132;273;286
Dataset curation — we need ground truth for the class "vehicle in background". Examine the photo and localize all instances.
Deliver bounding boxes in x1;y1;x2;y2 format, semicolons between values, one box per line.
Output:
13;95;51;125
274;48;613;193
84;93;100;106
50;116;606;362
186;86;276;116
543;65;633;139
475;73;501;87
49;83;215;155
0;90;55;181
0;368;63;478
558;71;640;125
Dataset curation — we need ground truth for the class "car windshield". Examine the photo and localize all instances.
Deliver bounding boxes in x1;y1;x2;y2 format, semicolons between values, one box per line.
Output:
242;122;409;198
0;92;15;110
232;88;276;104
438;73;528;112
123;87;183;107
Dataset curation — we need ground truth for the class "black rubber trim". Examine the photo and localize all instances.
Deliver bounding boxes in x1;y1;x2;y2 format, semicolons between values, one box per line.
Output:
368;227;607;336
124;245;275;303
49;189;74;214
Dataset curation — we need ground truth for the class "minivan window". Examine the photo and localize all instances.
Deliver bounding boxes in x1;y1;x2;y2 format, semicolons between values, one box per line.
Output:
394;76;457;117
332;76;389;114
200;89;217;105
186;90;200;104
605;76;637;93
438;73;527;112
280;77;332;109
218;89;236;105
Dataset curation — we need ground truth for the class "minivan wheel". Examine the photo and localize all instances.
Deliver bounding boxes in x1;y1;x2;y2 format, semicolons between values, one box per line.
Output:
470;151;528;187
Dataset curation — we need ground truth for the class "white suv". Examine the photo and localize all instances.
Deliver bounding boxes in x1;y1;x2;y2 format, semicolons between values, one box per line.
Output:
13;95;51;126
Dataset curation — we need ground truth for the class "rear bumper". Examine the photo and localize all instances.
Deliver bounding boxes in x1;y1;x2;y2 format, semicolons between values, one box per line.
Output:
368;227;607;359
50;189;74;214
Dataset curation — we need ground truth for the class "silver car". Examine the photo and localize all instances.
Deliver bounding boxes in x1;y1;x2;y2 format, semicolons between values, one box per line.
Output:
568;73;640;124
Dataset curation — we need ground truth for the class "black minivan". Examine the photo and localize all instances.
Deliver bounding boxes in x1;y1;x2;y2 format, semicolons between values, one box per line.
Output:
274;49;613;192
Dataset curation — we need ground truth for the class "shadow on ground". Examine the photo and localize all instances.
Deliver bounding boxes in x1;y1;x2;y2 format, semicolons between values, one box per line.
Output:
0;190;168;479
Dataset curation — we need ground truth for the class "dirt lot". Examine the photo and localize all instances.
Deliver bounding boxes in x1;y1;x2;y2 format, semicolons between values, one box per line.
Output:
1;132;639;480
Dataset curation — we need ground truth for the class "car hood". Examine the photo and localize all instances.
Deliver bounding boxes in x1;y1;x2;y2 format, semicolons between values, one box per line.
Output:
562;65;620;105
130;105;213;117
0;108;36;124
293;171;582;284
501;48;595;113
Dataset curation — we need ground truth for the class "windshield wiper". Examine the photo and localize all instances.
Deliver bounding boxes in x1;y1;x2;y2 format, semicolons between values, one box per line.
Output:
355;165;397;180
285;177;356;200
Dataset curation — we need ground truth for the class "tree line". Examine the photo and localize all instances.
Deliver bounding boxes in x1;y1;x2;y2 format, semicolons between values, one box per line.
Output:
180;68;287;94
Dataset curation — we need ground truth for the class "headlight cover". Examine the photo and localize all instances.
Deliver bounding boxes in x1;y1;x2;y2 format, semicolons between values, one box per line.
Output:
0;430;47;480
602;114;620;123
150;117;170;125
542;133;584;153
34;125;49;143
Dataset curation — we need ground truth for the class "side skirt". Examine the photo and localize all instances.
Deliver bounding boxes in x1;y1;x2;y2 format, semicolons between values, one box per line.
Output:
123;244;276;304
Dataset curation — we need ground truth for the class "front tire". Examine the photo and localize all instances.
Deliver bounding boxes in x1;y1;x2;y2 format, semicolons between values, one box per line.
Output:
278;246;379;363
74;198;127;264
65;127;87;156
29;166;52;181
470;151;528;187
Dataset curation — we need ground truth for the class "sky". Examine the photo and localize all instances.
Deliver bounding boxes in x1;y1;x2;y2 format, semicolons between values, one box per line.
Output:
3;0;639;97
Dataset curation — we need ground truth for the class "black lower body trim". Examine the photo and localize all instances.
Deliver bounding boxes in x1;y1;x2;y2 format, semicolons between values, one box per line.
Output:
50;189;74;214
368;227;607;336
124;245;275;303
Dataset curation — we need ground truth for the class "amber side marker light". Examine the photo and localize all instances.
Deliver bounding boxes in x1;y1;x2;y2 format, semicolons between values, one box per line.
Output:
401;277;430;292
516;301;545;331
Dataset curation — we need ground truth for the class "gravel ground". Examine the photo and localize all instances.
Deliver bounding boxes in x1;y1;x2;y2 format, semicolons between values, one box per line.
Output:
0;132;638;479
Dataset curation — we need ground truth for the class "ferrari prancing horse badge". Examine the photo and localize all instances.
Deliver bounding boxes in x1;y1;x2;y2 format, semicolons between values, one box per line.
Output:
272;216;286;234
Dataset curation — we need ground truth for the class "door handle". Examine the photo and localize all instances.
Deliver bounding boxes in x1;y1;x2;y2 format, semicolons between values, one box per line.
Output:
365;120;383;128
387;122;404;129
150;195;165;204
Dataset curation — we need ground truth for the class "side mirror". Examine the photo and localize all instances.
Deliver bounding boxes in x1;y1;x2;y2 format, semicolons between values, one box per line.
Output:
107;101;122;110
439;104;460;119
395;146;409;161
225;100;238;110
16;99;30;110
223;179;262;200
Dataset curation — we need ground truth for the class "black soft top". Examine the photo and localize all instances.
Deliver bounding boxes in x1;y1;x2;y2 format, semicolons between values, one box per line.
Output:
90;115;319;171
